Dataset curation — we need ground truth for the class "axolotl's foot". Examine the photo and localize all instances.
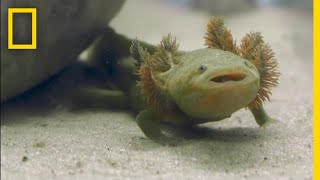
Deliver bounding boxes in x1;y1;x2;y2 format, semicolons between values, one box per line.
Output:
250;106;279;127
136;109;181;146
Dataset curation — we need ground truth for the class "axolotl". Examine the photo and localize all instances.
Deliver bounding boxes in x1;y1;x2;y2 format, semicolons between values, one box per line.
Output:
80;17;279;144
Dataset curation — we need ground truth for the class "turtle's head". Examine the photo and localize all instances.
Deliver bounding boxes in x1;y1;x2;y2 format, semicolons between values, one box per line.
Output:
167;48;260;120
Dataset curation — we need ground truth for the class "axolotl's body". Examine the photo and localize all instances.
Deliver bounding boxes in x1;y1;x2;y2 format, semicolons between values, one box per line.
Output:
78;17;279;144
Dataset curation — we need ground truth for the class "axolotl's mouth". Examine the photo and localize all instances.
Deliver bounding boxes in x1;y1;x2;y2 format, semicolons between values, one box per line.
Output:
210;72;246;83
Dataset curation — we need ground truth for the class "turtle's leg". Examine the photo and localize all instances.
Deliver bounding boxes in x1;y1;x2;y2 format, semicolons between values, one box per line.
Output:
64;87;129;109
250;106;277;126
85;27;155;94
61;28;155;110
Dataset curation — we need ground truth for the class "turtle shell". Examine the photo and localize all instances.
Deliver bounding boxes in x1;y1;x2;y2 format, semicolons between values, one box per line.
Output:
1;0;126;102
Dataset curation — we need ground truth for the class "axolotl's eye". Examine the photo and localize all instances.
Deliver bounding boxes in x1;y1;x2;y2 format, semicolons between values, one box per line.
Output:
198;65;207;73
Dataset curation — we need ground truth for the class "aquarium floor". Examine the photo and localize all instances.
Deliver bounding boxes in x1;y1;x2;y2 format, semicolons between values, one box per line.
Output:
1;1;313;179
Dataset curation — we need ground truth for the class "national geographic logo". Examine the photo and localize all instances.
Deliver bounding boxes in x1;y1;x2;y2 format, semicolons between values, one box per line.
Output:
7;8;37;50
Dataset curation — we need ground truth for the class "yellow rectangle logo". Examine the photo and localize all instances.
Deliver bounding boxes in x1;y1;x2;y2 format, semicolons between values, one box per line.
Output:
8;8;37;49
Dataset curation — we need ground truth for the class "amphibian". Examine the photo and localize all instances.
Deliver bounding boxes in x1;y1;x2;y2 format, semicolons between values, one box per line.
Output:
79;17;279;144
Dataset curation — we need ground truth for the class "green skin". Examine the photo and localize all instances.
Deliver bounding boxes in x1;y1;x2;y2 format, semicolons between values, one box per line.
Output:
76;27;276;145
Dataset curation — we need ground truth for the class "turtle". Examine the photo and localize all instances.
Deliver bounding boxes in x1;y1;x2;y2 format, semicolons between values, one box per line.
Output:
1;0;131;102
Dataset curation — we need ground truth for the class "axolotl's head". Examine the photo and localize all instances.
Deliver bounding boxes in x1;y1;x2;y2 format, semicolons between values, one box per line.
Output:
166;48;260;120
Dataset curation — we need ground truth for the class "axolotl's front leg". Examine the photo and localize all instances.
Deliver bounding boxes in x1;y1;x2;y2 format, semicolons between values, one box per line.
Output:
251;106;278;126
136;109;168;144
136;108;201;145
